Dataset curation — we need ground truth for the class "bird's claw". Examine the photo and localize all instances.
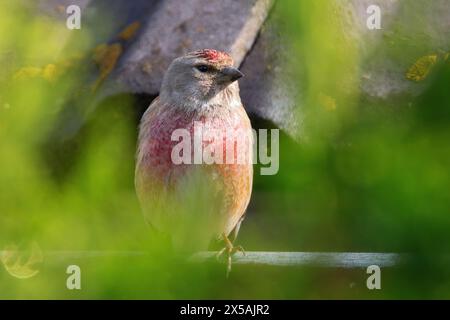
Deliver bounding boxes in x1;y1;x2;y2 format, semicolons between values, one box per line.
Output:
216;233;245;277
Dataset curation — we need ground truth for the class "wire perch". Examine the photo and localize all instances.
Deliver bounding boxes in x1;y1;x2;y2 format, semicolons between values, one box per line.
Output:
190;251;403;268
0;251;403;268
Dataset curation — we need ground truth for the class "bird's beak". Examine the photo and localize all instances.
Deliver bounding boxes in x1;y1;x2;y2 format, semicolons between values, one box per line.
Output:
221;67;244;82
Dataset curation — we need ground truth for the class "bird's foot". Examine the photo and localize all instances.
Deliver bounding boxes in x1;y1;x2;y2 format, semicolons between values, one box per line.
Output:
215;233;246;277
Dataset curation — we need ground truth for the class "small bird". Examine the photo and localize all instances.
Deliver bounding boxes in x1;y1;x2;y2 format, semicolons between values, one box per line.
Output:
135;49;253;275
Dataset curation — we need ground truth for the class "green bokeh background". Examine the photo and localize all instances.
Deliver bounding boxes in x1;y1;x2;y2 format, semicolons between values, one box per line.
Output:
1;1;449;299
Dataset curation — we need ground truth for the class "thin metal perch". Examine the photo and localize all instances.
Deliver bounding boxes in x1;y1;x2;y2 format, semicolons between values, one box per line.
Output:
1;250;403;268
190;251;403;268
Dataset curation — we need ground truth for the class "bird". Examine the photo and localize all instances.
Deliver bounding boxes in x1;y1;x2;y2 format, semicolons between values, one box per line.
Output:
135;49;253;275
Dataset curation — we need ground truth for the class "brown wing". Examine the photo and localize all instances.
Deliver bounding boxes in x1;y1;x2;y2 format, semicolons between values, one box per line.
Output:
218;105;253;238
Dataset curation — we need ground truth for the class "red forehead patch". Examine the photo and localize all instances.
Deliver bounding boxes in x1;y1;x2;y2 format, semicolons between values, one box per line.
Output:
192;49;233;64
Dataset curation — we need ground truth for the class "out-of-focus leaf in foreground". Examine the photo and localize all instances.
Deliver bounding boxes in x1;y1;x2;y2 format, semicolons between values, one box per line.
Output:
1;242;43;279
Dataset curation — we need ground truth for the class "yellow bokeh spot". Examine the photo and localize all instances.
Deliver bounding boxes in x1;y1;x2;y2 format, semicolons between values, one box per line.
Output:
406;54;438;82
42;63;58;82
318;93;337;111
92;43;123;91
13;67;42;80
118;21;141;41
1;242;43;279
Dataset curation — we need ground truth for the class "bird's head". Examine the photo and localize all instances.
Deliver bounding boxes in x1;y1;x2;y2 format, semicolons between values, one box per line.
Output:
160;49;244;109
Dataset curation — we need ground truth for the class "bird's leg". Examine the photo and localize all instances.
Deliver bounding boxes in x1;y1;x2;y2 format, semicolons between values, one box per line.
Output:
216;232;245;277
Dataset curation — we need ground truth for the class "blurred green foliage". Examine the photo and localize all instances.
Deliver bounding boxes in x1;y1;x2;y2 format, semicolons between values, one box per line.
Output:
0;1;449;299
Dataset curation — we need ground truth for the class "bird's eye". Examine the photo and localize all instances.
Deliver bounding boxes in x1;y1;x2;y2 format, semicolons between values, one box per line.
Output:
196;65;209;73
